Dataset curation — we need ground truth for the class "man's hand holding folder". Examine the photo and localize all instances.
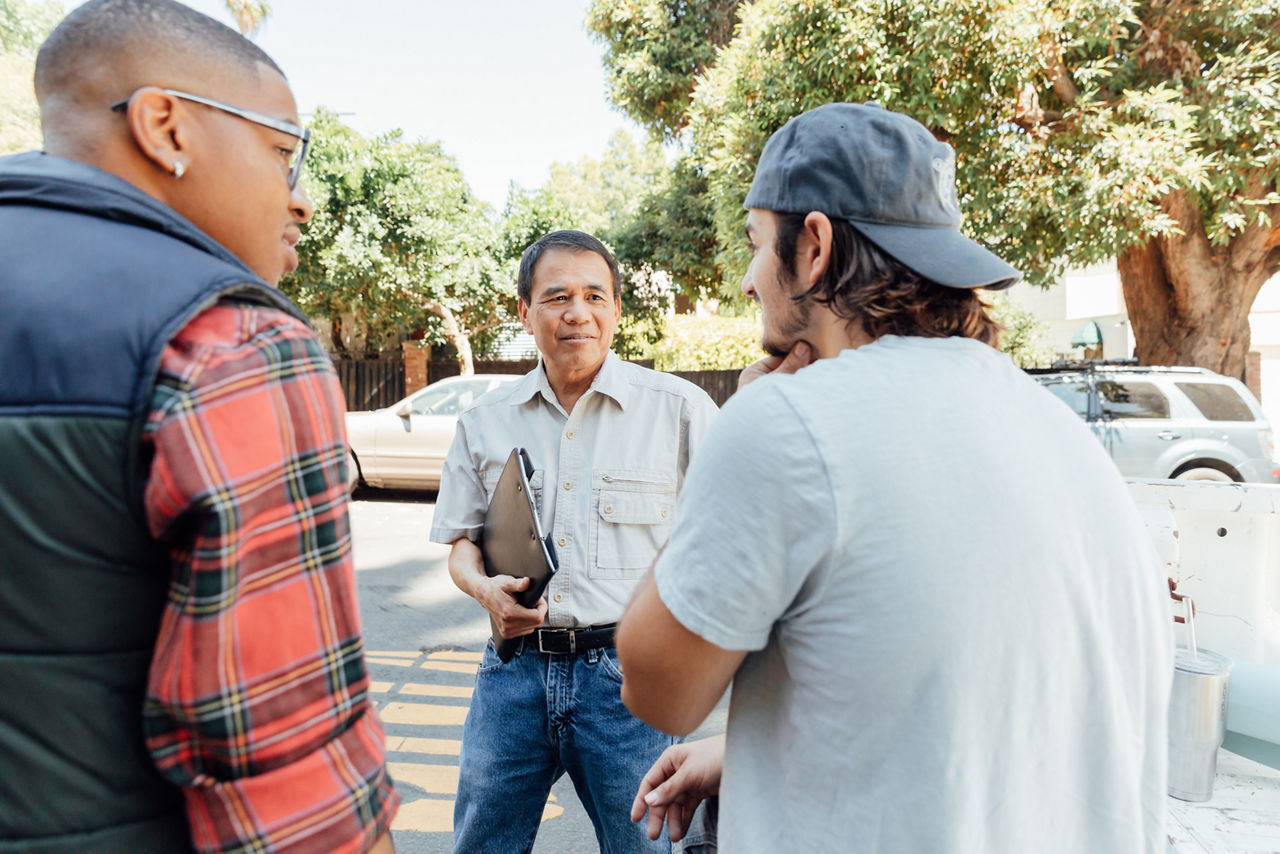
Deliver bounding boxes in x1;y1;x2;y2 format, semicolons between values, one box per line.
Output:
476;448;559;660
475;574;547;640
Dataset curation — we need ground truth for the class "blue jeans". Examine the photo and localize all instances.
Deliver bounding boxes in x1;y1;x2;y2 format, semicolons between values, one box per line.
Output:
452;640;677;854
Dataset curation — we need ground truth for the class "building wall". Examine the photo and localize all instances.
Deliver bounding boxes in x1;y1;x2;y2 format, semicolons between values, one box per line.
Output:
1005;262;1135;362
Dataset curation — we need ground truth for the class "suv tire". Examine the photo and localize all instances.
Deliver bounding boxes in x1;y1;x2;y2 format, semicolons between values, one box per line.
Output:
1173;465;1236;483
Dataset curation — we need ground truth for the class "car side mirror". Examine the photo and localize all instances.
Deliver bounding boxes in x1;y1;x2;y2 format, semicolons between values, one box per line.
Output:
395;403;412;419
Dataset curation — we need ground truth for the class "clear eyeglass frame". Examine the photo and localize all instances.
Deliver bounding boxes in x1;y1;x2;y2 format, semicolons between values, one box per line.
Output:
110;87;311;189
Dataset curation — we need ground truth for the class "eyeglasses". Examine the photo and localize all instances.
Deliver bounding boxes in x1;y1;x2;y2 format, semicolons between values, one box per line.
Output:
111;87;311;189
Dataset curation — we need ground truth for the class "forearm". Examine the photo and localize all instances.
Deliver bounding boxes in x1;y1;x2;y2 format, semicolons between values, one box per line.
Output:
448;537;486;600
447;537;545;637
619;569;744;736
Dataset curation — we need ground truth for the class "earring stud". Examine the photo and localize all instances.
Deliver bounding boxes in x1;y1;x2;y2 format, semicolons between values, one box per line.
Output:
172;161;185;179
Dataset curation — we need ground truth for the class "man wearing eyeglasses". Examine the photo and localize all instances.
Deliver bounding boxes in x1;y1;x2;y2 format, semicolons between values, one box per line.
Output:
0;1;397;852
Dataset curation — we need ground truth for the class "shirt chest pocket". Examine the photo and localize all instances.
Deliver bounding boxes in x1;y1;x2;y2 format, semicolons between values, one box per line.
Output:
482;467;544;516
592;476;675;579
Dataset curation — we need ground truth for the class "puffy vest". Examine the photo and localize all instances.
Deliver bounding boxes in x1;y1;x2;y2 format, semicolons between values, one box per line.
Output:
0;153;309;852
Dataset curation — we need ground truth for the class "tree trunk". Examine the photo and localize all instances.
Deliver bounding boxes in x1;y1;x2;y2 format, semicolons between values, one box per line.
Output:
422;300;474;376
1116;189;1275;380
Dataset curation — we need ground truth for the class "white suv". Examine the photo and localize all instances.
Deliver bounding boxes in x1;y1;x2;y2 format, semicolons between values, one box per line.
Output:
1030;362;1280;484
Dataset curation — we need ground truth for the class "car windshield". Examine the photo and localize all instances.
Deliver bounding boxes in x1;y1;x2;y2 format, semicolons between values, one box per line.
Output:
410;380;489;416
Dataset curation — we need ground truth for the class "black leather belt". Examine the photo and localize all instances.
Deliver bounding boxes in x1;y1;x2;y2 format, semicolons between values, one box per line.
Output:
531;623;617;655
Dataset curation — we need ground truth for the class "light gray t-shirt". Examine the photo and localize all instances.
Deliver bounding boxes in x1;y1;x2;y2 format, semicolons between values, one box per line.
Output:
654;336;1172;853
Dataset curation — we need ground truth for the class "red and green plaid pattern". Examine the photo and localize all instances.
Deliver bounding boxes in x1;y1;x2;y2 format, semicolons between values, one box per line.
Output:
142;304;398;853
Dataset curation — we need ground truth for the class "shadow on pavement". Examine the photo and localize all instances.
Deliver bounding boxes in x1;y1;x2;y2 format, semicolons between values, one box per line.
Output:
353;486;439;504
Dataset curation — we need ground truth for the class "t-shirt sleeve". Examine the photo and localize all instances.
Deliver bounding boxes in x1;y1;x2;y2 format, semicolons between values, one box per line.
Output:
428;416;487;544
653;380;836;651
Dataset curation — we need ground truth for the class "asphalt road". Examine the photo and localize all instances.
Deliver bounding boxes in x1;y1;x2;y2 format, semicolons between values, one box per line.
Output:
350;489;727;854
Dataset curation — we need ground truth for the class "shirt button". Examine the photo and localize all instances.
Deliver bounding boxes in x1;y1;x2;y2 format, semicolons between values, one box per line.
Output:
557;537;567;547
660;507;669;518
566;430;576;439
553;594;564;603
604;504;614;515
564;481;573;490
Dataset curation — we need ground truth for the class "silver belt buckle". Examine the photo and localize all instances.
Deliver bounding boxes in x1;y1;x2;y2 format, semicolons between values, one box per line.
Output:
537;628;567;655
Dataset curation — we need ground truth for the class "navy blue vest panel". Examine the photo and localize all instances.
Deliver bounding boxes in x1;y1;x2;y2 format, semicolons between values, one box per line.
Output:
0;152;313;851
0;152;306;417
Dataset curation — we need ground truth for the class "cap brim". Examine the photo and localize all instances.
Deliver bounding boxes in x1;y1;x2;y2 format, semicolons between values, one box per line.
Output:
849;221;1020;290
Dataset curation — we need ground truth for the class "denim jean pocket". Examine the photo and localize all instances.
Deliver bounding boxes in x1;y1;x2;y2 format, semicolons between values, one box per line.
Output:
596;647;625;685
476;638;508;675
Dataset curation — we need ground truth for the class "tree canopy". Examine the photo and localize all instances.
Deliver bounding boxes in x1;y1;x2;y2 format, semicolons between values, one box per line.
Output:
588;0;1280;377
286;110;511;373
223;0;270;36
499;129;675;356
0;0;60;155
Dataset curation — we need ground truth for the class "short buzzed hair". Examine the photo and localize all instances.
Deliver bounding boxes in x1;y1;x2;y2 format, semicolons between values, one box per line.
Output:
517;230;621;303
35;0;283;103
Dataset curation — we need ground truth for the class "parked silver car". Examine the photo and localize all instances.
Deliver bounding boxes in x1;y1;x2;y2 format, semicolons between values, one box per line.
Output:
346;374;518;491
1031;363;1280;483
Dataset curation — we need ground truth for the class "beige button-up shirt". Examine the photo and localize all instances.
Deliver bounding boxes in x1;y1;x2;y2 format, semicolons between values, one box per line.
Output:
430;353;718;627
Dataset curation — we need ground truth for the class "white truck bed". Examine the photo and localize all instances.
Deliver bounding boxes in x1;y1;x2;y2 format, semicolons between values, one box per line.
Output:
1168;749;1280;851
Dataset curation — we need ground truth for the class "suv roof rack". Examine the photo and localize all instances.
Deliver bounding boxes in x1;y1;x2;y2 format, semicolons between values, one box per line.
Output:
1026;359;1211;376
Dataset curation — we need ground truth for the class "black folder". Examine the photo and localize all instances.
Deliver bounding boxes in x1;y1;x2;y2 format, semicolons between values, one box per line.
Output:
481;448;559;661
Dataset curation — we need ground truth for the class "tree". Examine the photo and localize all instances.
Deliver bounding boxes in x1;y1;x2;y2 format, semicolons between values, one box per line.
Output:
0;0;61;155
499;130;674;356
587;0;740;139
541;128;668;235
609;155;722;301
587;0;1280;379
988;294;1054;369
223;0;270;36
286;110;512;375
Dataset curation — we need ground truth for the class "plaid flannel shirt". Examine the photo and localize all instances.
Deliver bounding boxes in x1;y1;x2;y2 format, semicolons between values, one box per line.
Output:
142;303;398;853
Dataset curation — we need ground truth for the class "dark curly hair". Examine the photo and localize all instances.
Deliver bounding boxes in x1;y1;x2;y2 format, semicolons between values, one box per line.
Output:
774;213;1001;346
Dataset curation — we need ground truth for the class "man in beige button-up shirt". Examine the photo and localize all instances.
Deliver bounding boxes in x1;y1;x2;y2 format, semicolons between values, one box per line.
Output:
429;230;717;853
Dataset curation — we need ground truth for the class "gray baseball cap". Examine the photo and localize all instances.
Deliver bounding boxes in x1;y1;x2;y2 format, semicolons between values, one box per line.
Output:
744;102;1020;290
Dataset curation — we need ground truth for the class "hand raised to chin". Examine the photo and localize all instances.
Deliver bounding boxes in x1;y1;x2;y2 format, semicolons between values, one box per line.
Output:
738;340;815;390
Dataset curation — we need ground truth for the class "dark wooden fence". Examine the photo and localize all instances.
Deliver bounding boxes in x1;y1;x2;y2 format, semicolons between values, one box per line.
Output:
333;359;405;412
671;370;738;407
338;356;739;412
426;359;541;385
430;360;738;407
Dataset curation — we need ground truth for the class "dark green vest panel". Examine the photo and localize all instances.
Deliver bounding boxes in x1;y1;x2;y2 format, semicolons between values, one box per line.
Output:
0;417;185;851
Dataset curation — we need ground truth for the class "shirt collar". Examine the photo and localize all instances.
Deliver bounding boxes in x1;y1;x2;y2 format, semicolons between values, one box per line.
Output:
512;352;631;413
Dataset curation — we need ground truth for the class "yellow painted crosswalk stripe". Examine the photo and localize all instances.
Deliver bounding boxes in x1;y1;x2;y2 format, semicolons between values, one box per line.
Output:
367;650;421;658
422;660;478;675
380;701;468;727
371;649;563;834
392;797;454;833
385;736;461;756
428;650;483;662
399;683;472;699
388;761;458;794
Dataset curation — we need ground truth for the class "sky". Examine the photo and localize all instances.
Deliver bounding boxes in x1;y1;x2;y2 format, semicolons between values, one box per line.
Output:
157;0;639;210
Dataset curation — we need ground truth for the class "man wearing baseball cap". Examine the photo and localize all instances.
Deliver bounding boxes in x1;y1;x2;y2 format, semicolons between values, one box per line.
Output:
616;102;1173;852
